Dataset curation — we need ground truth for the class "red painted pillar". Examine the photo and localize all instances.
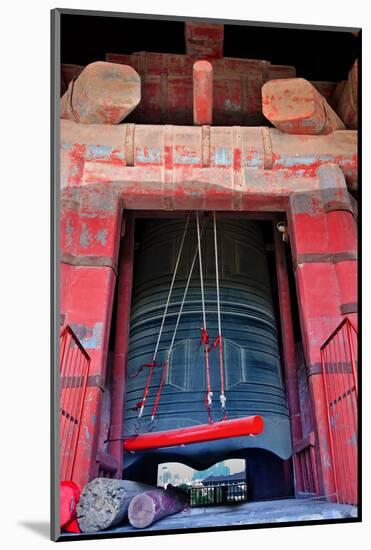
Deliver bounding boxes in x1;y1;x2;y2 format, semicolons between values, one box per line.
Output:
60;192;122;488
273;220;303;494
287;183;340;501
317;164;358;329
108;213;135;478
193;60;213;126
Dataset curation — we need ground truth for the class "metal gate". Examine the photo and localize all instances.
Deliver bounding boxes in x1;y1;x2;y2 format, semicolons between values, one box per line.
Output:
320;317;358;504
187;482;248;507
60;326;91;481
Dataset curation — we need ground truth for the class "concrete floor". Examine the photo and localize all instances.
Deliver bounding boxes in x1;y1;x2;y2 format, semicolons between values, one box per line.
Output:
65;498;358;537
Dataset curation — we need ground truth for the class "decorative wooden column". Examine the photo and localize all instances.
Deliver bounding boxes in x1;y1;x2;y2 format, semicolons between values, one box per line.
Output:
287;167;343;501
60;190;122;488
317;164;358;328
108;213;135;478
273;219;303;494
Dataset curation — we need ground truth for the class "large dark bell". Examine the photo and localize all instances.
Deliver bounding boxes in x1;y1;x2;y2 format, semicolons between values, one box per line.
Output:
122;219;292;493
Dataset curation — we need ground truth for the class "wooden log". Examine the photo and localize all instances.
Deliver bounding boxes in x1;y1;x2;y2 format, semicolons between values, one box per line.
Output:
128;485;189;529
60;61;141;124
337;59;358;129
76;478;151;533
262;78;345;135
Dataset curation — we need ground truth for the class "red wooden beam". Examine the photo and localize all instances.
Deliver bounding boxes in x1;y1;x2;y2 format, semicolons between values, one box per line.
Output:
123;416;264;452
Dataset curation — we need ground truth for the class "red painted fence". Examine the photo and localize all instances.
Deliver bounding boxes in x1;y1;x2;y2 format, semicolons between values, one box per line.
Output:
320;317;358;504
60;326;91;481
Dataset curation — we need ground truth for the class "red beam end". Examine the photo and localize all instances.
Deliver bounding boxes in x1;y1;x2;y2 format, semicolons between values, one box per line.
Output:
123;415;264;453
193;60;213;126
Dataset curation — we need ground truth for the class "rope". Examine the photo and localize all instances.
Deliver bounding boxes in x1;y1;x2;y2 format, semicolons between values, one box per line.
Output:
152;213;191;363
137;213;190;418
150;220;208;421
135;361;156;417
213;211;227;418
150;360;169;421
196;212;213;423
167;221;207;361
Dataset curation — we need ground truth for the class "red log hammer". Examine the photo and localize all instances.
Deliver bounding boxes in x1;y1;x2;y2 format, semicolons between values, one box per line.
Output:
123;415;264;452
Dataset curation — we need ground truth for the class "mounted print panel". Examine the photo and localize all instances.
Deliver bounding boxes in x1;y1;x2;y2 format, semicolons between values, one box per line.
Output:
51;8;360;542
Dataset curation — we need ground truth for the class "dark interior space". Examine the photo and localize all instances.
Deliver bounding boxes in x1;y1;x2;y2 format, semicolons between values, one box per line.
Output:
61;13;359;81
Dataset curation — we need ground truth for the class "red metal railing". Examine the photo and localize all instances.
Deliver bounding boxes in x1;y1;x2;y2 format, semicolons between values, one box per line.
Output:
60;326;91;481
320;317;358;504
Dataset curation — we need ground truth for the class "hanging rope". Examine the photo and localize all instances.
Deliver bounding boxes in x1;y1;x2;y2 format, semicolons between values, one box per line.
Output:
212;211;227;419
137;213;190;418
150;220;208;421
196;212;213;423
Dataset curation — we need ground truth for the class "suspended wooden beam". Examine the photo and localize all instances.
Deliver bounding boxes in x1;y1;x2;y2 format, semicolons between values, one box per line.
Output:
123;416;264;452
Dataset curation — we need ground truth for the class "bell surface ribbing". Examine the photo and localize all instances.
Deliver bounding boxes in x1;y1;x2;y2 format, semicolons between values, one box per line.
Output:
123;219;292;476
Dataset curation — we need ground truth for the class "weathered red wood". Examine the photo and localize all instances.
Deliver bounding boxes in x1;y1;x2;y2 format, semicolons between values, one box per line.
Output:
317;164;357;327
128;486;188;528
105;51;295;125
60;192;122;488
287;168;349;500
262;78;345;135
310;81;338;105
331;80;346;111
337;59;358;129
123;416;264;452
185;22;224;58
60;119;358;192
61;63;84;96
108;214;135;477
273;220;304;495
193;60;213;125
61;61;141;124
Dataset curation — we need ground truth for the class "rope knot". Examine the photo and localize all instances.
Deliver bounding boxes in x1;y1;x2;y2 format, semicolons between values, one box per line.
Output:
201;327;209;346
207;391;213;406
210;334;222;351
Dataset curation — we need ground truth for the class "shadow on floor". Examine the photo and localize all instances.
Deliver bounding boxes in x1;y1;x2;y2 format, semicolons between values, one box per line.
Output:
18;521;50;539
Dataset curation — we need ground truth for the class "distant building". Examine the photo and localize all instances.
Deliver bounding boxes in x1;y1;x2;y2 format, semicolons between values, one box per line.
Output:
162;470;172;484
192;461;234;481
202;471;246;486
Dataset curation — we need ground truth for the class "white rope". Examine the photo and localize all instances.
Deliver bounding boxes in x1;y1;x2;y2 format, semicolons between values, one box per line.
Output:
152;213;190;363
196;212;207;332
167;221;207;362
213;211;222;338
150;219;208;423
196;212;213;412
138;213;190;418
213;211;226;411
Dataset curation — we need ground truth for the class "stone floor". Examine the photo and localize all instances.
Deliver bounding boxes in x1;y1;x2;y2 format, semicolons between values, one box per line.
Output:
63;498;358;538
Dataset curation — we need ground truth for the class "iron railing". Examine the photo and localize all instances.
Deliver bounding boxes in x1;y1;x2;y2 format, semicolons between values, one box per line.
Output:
320;317;358;504
60;325;91;481
186;482;248;507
